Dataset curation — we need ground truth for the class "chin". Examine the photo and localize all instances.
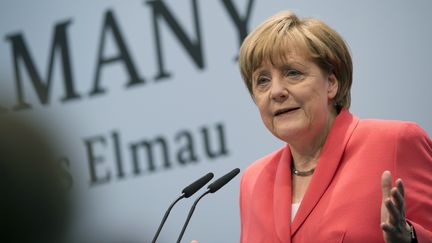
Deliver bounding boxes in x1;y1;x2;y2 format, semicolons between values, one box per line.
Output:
272;126;304;142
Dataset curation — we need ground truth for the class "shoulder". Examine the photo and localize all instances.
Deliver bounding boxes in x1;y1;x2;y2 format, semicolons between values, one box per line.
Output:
391;121;432;161
241;146;286;189
356;118;429;140
358;118;410;131
343;116;431;159
243;146;286;177
353;117;431;162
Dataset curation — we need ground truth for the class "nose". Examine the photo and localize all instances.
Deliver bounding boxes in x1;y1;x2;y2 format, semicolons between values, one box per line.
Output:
270;77;288;102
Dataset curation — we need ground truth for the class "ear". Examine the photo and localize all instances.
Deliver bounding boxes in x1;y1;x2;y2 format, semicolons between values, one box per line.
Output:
327;73;339;99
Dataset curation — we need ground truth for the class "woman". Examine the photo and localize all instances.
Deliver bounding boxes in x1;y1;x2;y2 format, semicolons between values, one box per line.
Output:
238;11;432;242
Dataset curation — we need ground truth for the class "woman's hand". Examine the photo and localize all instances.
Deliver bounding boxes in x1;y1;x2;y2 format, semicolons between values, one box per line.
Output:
380;171;412;243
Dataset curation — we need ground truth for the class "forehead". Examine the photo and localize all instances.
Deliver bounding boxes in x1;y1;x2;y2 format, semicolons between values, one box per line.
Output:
253;52;311;73
249;36;312;73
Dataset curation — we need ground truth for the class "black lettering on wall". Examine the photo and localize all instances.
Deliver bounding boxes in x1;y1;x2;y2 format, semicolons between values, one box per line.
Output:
220;0;255;54
147;0;204;80
129;136;171;175
84;122;232;187
5;20;80;110
201;123;229;159
90;10;144;96
84;135;111;186
111;131;125;179
175;130;198;165
57;156;74;189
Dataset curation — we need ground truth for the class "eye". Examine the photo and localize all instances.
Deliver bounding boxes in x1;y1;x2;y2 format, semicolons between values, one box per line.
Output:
284;69;302;77
254;76;270;86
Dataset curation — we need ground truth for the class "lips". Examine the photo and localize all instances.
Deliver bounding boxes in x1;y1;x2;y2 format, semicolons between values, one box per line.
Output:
274;107;300;116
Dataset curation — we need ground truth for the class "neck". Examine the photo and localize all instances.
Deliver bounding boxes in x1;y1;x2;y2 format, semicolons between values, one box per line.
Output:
290;147;321;172
289;111;336;171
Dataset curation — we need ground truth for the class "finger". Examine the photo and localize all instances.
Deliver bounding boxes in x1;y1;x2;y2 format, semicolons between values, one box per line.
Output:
381;171;392;201
381;222;397;234
191;241;199;243
396;178;405;198
385;198;402;224
391;187;405;215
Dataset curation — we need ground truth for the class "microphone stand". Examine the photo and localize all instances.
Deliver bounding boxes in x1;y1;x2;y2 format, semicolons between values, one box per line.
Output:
152;194;185;243
176;190;210;243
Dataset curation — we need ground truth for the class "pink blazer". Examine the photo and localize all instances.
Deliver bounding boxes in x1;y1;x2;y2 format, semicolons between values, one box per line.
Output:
240;110;432;243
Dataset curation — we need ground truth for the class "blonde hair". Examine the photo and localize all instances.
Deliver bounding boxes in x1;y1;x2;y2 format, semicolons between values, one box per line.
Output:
239;11;352;111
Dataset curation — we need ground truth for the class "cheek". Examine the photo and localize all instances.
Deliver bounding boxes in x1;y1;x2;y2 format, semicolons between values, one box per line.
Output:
255;99;273;126
257;103;270;121
297;88;329;118
293;87;320;108
254;94;267;112
309;84;330;103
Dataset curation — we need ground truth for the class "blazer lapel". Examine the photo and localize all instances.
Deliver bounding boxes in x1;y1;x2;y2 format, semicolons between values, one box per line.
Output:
273;145;293;242
290;110;359;236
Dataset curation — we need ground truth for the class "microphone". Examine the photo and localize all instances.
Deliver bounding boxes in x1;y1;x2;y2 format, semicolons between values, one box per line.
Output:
182;172;214;198
207;168;241;193
151;172;214;243
176;168;240;243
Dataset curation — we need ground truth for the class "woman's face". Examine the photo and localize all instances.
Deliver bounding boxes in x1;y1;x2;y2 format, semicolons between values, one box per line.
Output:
251;54;338;143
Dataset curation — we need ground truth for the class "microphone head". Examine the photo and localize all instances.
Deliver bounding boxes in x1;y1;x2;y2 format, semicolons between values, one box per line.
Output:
182;172;214;198
207;168;240;193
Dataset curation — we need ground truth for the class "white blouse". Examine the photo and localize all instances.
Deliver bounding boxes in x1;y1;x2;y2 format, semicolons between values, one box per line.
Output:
291;202;301;222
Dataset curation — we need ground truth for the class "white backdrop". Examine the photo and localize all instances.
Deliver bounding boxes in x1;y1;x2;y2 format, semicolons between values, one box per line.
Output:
1;0;431;242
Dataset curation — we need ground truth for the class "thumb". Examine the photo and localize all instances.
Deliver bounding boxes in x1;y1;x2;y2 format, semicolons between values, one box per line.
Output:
381;170;392;201
191;241;199;243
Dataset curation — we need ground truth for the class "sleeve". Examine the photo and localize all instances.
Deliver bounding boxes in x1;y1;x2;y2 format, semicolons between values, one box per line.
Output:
239;171;250;243
239;173;245;243
394;122;432;243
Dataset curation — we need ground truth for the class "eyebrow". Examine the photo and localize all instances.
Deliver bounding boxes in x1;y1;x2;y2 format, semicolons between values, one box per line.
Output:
251;58;309;79
252;69;270;79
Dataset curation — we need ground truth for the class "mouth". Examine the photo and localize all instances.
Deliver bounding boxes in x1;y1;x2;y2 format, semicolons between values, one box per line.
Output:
274;107;300;116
